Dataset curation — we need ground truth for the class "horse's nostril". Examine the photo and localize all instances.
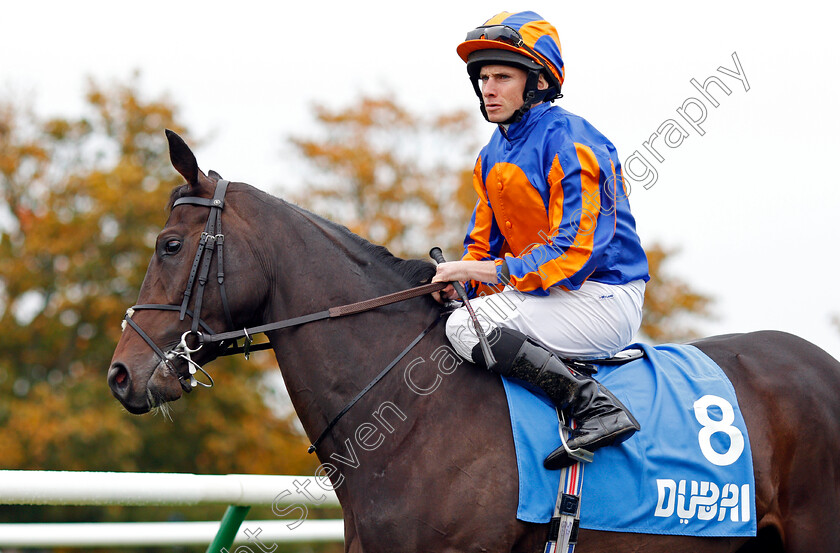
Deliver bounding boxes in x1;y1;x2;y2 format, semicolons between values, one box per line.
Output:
108;363;131;398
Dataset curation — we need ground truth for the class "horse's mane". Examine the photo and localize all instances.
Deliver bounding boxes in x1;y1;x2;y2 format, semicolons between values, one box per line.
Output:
284;202;438;288
167;182;438;288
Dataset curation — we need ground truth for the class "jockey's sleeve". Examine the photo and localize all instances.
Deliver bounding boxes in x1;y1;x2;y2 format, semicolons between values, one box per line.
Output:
460;157;508;298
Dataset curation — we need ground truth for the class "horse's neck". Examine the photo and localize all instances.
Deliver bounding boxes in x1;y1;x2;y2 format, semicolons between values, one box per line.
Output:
260;204;441;456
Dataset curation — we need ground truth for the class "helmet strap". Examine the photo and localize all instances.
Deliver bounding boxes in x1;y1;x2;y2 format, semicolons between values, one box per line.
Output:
503;69;552;124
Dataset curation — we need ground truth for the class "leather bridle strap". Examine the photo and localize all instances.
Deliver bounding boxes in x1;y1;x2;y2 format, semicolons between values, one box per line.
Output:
203;281;447;346
307;313;444;454
174;179;233;332
130;304;219;336
123;315;171;368
328;281;447;317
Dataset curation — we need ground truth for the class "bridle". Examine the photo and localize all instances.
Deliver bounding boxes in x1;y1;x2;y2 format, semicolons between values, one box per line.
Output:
121;179;231;389
122;179;236;390
120;177;446;451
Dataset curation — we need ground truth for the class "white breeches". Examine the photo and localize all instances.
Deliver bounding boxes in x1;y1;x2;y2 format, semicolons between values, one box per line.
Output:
445;280;646;361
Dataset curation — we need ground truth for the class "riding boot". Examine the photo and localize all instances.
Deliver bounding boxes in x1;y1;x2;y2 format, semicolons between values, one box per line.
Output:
472;327;640;469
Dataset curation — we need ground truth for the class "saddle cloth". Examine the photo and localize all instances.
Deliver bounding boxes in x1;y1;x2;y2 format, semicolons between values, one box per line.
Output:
503;342;757;537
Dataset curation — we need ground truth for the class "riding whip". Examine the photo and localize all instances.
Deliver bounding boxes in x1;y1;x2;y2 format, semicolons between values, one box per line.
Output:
429;247;497;371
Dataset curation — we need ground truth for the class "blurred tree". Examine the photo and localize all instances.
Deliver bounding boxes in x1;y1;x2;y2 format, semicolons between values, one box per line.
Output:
0;77;315;482
638;243;714;343
289;96;478;259
290;94;712;343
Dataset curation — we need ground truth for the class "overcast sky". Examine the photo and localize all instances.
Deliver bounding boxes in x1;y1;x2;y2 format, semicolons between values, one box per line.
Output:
3;0;840;358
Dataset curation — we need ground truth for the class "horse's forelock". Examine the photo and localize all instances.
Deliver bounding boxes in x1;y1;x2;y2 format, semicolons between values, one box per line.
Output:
166;183;194;212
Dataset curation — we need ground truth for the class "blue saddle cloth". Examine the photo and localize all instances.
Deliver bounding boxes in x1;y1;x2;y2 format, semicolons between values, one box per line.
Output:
503;342;756;537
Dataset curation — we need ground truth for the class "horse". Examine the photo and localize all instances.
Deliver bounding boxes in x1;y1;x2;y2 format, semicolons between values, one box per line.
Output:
108;130;840;552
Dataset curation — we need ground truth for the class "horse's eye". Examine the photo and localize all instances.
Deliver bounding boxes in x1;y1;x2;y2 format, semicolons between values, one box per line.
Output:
164;240;182;255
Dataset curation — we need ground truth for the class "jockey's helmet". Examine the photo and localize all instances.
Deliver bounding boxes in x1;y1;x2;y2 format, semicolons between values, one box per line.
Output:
457;11;564;122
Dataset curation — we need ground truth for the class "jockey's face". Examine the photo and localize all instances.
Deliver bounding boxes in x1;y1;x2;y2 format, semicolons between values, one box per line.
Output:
479;64;549;123
479;64;528;123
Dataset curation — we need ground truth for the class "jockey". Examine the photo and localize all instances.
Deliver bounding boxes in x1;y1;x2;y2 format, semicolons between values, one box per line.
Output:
432;11;650;469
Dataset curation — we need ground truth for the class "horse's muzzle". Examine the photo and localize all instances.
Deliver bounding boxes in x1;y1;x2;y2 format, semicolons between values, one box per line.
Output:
108;358;190;414
108;362;151;414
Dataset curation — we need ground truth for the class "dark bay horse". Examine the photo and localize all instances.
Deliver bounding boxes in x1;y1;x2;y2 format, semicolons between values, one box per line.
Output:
108;131;840;552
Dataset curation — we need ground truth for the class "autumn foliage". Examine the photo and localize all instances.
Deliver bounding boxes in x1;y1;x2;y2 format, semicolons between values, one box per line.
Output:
639;244;713;342
0;79;316;478
289;96;478;259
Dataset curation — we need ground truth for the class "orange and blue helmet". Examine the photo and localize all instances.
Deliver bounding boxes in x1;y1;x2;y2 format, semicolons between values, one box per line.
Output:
457;11;564;122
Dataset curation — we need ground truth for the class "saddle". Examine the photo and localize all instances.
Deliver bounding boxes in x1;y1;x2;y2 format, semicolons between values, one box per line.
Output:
563;348;645;376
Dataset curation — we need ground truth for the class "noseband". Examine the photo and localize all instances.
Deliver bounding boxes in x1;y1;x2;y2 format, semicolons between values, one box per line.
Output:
121;178;234;390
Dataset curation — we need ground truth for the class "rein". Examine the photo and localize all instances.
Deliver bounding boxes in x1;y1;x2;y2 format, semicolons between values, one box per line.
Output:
121;177;448;452
202;281;446;349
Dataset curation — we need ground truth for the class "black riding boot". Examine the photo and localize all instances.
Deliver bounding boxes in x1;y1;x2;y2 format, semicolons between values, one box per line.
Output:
472;328;640;469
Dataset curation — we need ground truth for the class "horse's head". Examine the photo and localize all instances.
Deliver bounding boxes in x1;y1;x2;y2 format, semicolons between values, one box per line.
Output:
108;130;270;414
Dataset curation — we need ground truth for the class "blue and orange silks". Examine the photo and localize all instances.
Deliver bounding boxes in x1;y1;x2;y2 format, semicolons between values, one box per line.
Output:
462;101;650;297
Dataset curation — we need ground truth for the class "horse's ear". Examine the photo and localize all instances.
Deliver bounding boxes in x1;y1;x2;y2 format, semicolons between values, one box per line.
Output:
166;129;199;188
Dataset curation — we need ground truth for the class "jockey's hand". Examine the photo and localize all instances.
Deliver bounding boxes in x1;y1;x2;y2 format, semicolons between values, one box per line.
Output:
431;260;499;304
432;283;458;304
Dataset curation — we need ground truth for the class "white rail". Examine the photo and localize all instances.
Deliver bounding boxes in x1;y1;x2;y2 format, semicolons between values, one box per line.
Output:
0;470;340;506
0;520;344;547
0;471;343;548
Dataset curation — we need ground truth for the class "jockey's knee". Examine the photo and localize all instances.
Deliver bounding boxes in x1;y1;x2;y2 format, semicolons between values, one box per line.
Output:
445;306;496;362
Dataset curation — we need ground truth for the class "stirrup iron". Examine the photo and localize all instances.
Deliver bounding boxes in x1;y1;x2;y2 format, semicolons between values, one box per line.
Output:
557;409;593;464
